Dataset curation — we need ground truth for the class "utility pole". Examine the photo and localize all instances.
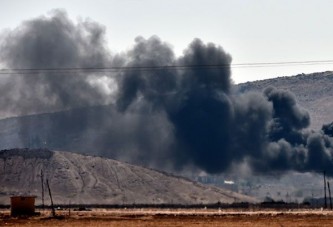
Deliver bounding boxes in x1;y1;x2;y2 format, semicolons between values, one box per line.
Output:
324;171;327;209
328;181;332;210
40;170;44;209
46;179;55;217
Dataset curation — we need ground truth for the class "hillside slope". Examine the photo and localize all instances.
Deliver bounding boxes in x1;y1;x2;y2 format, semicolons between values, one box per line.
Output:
0;149;256;205
238;71;333;129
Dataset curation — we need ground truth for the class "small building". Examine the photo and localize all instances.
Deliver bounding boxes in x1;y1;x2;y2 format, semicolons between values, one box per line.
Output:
10;196;36;216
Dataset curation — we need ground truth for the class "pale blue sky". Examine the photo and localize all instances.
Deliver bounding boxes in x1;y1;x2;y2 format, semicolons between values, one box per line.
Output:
0;0;332;83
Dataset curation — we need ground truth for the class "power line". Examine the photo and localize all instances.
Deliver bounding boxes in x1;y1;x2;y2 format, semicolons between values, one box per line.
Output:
231;60;333;68
0;60;332;75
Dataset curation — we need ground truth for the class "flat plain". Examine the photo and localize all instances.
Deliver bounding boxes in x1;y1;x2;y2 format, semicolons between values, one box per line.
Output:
2;209;333;227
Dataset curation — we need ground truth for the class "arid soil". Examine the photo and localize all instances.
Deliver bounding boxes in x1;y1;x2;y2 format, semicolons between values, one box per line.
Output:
2;209;333;226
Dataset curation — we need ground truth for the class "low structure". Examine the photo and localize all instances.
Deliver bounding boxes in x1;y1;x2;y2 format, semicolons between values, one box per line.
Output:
10;196;36;216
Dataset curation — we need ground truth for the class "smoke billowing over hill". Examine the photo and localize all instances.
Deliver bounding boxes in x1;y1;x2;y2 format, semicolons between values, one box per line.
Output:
0;10;332;175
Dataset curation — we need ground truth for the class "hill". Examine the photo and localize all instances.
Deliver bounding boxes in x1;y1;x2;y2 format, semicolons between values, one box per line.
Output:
238;71;333;129
0;148;256;205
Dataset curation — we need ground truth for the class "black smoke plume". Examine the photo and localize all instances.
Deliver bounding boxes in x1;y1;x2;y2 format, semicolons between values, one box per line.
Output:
0;10;112;118
323;122;333;137
1;10;333;175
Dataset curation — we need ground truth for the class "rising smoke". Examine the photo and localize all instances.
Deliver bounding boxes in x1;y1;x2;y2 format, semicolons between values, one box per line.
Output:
0;10;113;118
0;10;333;175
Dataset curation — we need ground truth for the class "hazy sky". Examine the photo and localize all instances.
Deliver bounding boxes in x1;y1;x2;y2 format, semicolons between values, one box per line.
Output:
0;0;332;83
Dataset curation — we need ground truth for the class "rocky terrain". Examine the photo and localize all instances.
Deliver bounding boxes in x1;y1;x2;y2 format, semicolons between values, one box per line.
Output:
0;149;256;205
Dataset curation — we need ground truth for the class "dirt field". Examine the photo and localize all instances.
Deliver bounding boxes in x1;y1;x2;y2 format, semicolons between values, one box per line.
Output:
2;209;333;226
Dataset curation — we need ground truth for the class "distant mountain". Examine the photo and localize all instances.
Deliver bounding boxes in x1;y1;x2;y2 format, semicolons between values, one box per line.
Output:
0;105;117;155
238;71;333;129
0;149;256;205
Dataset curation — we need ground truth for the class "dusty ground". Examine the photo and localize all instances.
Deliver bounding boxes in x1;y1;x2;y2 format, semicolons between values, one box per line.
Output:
2;208;333;226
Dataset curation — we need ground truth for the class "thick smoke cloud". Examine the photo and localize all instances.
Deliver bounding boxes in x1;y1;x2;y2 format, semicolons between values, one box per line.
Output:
1;10;333;175
322;122;333;137
115;36;333;174
0;10;113;118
